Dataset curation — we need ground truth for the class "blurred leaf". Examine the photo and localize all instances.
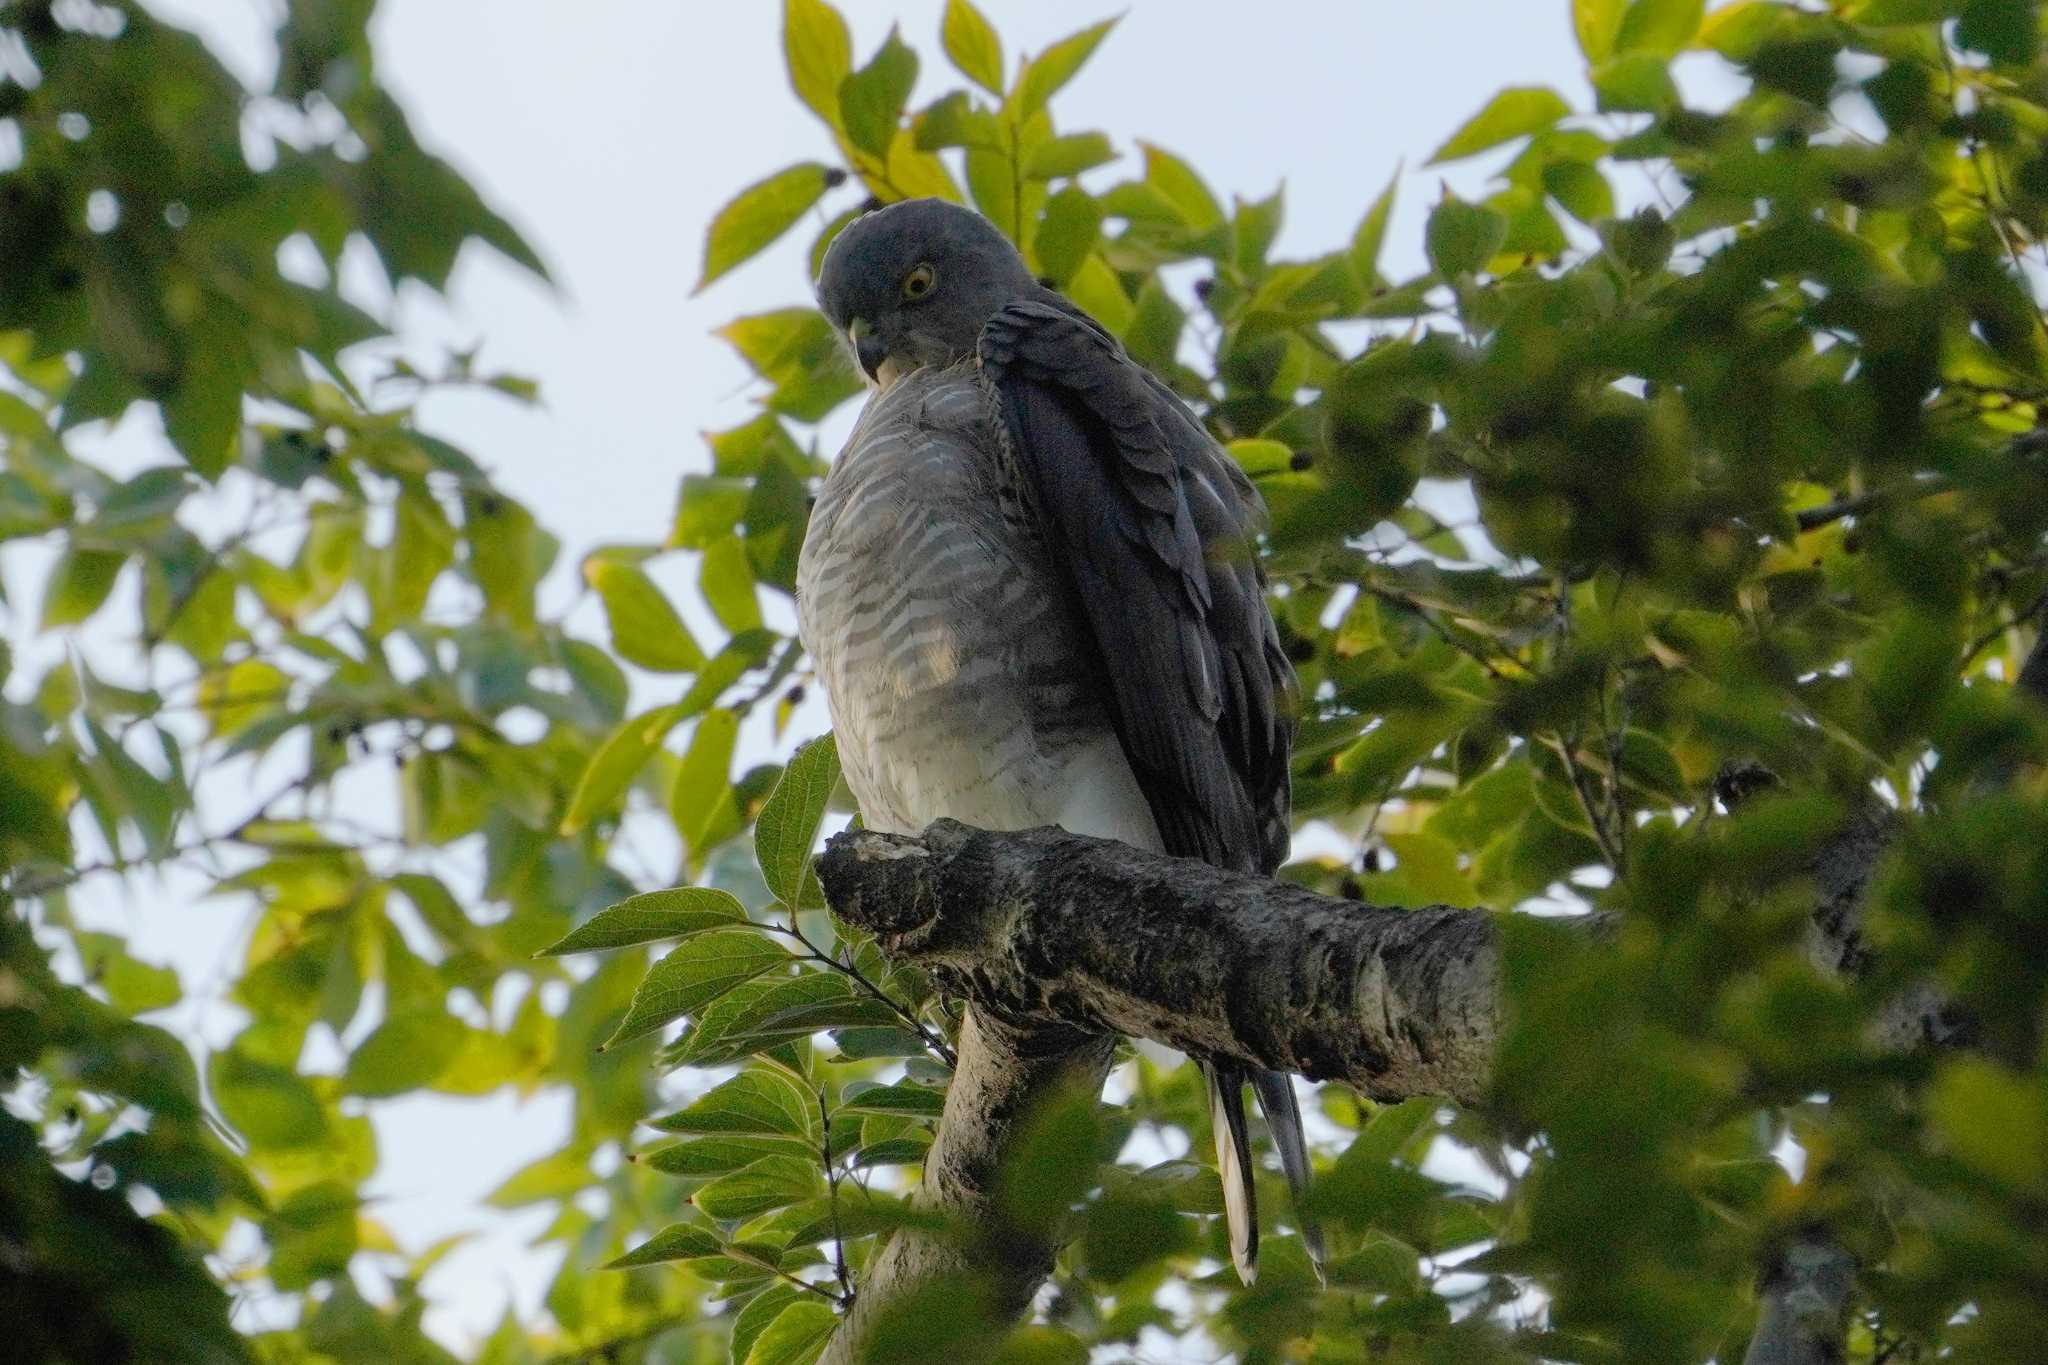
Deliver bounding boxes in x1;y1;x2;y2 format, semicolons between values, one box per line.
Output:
1428;87;1572;164
587;558;706;674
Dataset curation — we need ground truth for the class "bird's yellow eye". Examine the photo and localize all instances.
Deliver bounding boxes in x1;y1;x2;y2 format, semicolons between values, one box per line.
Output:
902;264;937;299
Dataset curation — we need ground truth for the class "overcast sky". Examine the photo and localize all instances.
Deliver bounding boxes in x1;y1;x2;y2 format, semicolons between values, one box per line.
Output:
96;0;1595;1349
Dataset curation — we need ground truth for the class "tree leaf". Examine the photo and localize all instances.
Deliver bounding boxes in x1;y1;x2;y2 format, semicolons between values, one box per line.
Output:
1425;195;1508;278
698;163;834;292
537;886;748;956
603;931;793;1048
745;1300;839;1365
560;702;688;836
604;1222;724;1269
835;1082;947;1119
694;1154;822;1220
840;27;919;161
1026;132;1117;180
651;1070;818;1140
755;734;841;909
1574;0;1627;62
1032;187;1102;286
1427;87;1572;164
783;0;853;128
1013;17;1118;118
1138;141;1223;231
586;557;705;673
343;1008;464;1097
1349;167;1400;289
941;0;1005;93
40;549;126;631
1614;0;1704;57
701;533;763;633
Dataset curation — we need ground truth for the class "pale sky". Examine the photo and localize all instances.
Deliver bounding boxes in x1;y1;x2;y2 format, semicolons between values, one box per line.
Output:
62;0;1598;1349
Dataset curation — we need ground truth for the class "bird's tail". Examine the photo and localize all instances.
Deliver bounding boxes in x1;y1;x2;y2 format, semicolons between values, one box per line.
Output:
1204;1063;1325;1287
1203;1061;1259;1284
1252;1067;1326;1282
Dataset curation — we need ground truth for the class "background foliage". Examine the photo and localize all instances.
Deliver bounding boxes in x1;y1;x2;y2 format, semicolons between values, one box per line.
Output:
4;0;2048;1361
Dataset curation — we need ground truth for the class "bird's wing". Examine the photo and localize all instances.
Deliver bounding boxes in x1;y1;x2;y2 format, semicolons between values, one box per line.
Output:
978;296;1295;874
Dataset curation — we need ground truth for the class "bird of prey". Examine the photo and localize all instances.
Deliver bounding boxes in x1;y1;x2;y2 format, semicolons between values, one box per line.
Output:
797;197;1318;1283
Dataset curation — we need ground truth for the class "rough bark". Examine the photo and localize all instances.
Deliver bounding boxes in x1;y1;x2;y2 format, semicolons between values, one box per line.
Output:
1742;1235;1857;1365
819;819;1509;1105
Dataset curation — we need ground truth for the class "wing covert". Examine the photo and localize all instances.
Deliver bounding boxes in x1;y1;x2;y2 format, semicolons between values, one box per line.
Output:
978;297;1295;874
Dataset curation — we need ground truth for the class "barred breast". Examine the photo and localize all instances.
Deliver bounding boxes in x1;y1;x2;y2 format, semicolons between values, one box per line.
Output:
796;365;1161;853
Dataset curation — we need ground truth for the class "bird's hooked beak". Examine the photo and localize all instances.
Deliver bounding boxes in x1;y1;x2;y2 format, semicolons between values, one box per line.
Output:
846;317;899;389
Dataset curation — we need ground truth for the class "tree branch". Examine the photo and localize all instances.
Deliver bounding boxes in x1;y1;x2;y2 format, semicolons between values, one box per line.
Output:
819;819;1510;1106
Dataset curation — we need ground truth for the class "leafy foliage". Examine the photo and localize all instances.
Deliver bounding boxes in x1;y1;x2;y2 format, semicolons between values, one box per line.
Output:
6;1;2048;1362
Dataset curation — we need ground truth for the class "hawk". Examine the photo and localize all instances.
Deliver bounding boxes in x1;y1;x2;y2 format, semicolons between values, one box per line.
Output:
797;198;1318;1283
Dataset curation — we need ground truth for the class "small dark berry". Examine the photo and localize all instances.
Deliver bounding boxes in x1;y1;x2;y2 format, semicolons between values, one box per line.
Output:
823;168;849;188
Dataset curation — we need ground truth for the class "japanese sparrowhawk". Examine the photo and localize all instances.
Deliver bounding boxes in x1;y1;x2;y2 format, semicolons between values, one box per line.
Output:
797;197;1318;1283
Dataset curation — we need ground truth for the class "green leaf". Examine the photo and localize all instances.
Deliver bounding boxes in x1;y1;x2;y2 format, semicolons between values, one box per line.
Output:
698;163;834;292
211;1047;325;1150
40;549;125;631
197;659;289;740
851;1137;932;1169
671;709;743;872
537;887;748;956
604;1222;724;1269
586;557;705;673
264;1181;358;1291
941;0;1005;93
652;1070;817;1140
1846;0;1958;21
1427;87;1572;164
840;28;919;160
1349;167;1400;289
343;1008;463;1097
783;0;853;128
1593;51;1679;112
1574;0;1627;62
1013;18;1118;118
642;1134;803;1177
1026;132;1116;180
603;931;793;1049
1957;0;2037;64
755;734;841;908
835;1082;947;1119
1032;187;1102;286
694;1154;822;1220
1425;195;1508;278
560;703;687;836
1544;158;1616;223
701;533;763;632
1614;0;1703;57
745;1300;839;1365
1139;142;1223;231
732;1287;805;1365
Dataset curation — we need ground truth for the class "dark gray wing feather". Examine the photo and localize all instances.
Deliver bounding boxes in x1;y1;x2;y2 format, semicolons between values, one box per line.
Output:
977;295;1294;875
980;296;1316;1284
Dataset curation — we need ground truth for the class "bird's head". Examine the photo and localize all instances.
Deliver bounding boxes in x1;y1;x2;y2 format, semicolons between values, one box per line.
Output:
815;198;1035;390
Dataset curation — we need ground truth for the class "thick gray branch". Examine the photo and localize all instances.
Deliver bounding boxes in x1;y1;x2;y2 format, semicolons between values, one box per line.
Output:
819;819;1507;1106
1742;1235;1856;1365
